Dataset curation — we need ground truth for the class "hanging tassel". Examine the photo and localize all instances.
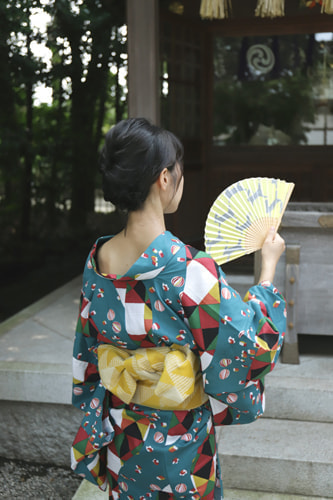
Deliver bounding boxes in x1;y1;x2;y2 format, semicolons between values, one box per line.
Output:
169;1;184;15
255;0;285;17
322;0;333;13
301;0;323;8
200;0;232;20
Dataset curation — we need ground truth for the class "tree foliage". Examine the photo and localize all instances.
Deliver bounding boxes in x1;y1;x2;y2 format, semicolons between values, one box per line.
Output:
0;0;127;247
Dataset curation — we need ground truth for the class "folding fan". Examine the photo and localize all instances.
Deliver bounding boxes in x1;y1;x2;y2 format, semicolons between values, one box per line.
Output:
204;177;294;265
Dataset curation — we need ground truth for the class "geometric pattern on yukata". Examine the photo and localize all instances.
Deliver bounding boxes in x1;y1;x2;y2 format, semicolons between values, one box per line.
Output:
190;419;217;499
183;246;221;358
112;408;150;461
71;231;287;499
120;279;154;347
243;292;282;382
106;406;219;500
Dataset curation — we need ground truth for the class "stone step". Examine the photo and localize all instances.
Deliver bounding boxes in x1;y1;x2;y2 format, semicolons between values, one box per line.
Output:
2;275;332;425
0;276;80;406
1;275;333;500
217;418;333;498
1;354;331;425
264;355;333;423
72;479;332;500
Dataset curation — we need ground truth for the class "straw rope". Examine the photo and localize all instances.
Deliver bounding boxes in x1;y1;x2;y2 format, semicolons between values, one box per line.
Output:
200;0;232;19
255;0;285;17
322;0;333;13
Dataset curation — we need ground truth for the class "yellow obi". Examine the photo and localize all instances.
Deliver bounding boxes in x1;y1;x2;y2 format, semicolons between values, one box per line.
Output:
97;343;208;411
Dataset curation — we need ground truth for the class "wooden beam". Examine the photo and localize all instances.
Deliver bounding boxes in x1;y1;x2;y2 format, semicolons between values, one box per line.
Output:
204;13;333;37
126;0;160;124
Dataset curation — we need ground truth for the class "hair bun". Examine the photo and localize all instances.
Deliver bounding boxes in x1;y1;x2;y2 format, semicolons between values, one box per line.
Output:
99;118;183;212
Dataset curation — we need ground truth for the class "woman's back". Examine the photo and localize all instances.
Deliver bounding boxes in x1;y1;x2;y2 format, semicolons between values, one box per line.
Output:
70;118;286;499
71;230;286;499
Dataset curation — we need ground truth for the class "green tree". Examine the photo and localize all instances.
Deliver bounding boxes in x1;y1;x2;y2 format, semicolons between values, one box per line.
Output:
0;0;46;238
45;0;127;228
0;0;127;245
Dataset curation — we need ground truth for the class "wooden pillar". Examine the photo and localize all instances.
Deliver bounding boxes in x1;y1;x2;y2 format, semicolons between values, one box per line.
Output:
126;0;160;124
281;245;300;364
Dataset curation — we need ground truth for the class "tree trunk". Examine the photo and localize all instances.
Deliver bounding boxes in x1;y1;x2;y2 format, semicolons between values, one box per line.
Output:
70;87;96;228
20;35;33;239
0;19;21;208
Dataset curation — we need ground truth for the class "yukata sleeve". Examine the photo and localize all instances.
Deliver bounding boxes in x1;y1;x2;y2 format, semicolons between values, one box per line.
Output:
182;247;286;426
71;287;114;490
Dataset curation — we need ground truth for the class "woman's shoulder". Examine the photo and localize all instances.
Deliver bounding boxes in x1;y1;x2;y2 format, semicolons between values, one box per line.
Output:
82;235;113;275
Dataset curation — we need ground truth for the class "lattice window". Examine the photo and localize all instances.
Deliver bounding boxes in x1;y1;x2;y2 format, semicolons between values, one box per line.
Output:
160;22;203;140
213;32;333;146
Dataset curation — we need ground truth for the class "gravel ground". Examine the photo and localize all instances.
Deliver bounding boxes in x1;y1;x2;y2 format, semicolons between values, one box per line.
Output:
0;458;82;499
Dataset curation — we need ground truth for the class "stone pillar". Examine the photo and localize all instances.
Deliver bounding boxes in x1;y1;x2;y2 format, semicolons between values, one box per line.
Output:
126;0;160;124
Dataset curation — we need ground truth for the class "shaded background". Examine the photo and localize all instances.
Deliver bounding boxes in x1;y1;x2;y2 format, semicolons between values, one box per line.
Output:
2;0;333;322
0;1;128;321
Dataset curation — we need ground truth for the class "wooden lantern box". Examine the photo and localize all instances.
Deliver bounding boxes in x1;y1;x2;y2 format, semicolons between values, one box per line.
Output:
255;203;333;364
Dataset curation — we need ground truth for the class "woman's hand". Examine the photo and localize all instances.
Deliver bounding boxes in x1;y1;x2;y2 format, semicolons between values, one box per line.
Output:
258;227;285;284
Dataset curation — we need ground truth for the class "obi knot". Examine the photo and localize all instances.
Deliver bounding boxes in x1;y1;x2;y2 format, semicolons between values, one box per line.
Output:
97;343;208;410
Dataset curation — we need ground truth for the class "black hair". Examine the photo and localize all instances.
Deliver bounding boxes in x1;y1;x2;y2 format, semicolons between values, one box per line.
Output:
99;117;184;212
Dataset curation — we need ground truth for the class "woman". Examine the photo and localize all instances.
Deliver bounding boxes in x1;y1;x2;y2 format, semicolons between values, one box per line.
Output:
71;118;286;499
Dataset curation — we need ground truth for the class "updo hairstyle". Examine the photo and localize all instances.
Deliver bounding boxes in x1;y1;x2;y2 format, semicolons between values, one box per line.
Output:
99;118;184;211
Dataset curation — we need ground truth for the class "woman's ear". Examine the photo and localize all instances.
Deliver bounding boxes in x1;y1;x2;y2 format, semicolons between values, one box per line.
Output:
157;167;170;192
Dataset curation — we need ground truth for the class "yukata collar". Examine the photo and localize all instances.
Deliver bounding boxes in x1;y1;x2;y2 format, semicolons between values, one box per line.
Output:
89;231;183;281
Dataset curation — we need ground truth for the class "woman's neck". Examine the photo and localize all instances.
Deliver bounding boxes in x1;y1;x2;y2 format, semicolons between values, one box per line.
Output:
116;179;171;249
124;203;166;245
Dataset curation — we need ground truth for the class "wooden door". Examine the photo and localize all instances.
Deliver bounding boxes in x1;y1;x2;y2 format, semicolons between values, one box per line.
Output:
159;7;210;246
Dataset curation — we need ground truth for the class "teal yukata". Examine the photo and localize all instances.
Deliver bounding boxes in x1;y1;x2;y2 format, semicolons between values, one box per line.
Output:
71;231;286;499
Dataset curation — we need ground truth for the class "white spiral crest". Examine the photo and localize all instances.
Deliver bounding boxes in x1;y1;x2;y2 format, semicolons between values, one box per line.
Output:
247;44;275;74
